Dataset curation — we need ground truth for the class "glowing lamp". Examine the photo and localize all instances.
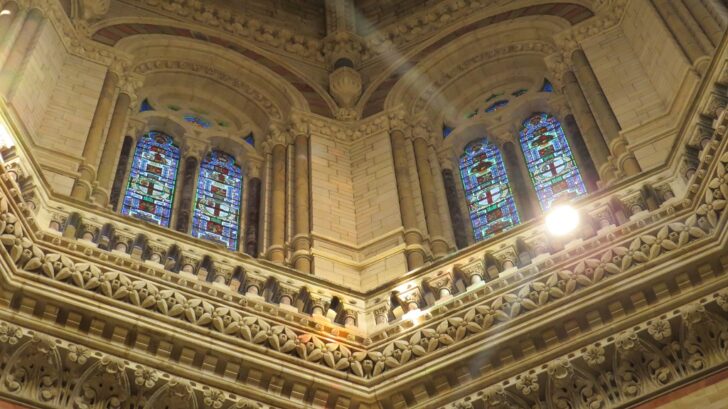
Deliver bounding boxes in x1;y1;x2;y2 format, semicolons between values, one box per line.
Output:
545;204;580;236
0;9;11;16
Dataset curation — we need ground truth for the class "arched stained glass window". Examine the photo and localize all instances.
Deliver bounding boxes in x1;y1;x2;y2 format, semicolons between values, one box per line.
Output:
520;113;586;211
121;131;180;227
459;139;520;241
191;151;243;250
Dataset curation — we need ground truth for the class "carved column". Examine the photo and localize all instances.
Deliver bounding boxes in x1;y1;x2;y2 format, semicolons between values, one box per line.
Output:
389;120;425;269
292;129;312;273
0;8;42;97
682;0;724;47
245;163;262;257
652;0;709;67
562;70;615;184
563;114;600;193
412;128;448;257
92;90;133;206
0;2;19;46
173;155;200;233
571;50;641;177
109;135;134;211
267;129;288;264
71;69;120;200
501;140;540;220
441;165;468;249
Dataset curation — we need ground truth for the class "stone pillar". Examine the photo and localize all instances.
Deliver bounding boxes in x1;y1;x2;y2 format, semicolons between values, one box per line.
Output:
441;167;468;249
0;2;19;45
245;176;261;257
390;128;425;269
109;135;134;211
672;1;714;52
652;0;709;66
412;134;448;257
173;155;200;233
292;133;311;273
268;143;287;263
562;70;615;184
563;114;600;193
501;141;540;220
0;8;42;97
682;0;724;47
92;92;132;206
571;50;641;177
71;70;120;200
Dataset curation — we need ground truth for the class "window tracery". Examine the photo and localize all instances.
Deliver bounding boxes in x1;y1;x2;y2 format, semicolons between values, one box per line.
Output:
459;138;520;241
191;151;243;250
519;113;586;210
121;131;180;227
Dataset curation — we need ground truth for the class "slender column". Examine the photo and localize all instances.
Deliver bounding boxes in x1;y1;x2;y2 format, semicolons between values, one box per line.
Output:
0;2;19;45
571;50;641;176
501;141;540;220
292;133;311;273
0;8;42;97
562;70;615;183
682;0;723;46
245;177;261;256
268;144;287;263
71;70;119;199
390;129;425;269
563;114;599;193
413;135;448;258
702;0;728;29
672;0;714;52
173;155;200;233
451;163;475;246
92;92;132;206
652;0;709;65
109;136;134;211
441;168;468;249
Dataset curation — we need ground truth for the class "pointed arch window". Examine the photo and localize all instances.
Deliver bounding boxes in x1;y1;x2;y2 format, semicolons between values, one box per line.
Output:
191;151;243;250
520;113;586;211
121;131;180;227
459;139;520;241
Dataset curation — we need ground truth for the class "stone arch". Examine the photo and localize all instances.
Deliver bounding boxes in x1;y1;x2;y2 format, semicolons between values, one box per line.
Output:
91;20;336;117
363;2;596;117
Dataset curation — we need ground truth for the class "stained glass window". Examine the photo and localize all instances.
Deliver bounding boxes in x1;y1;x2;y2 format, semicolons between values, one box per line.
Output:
520;113;586;211
540;79;553;93
191;151;243;250
459;139;520;241
139;98;154;112
485;100;509;112
184;115;212;129
244;133;255;146
121;131;180;227
443;125;453;139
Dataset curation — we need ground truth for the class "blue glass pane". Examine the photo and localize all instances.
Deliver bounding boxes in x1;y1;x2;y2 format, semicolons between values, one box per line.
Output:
139;98;154;112
191;151;243;250
443;125;453;139
244;133;255;146
459;139;520;241
184;115;212;129
121;131;180;227
520;113;586;211
485;100;509;113
540;79;553;93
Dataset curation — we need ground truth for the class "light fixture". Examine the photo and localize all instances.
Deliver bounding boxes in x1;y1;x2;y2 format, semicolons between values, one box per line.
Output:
545;204;580;236
0;9;11;16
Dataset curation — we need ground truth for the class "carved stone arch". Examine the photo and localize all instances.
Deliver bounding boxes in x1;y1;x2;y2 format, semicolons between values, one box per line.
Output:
69;355;131;409
363;4;592;117
205;135;261;167
90;20;335;117
143;377;198;409
133;112;189;152
0;333;63;407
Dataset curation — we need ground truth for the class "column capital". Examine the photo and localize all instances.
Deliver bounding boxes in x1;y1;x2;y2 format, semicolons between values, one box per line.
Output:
245;159;263;178
126;118;146;139
289;112;310;138
388;108;408;134
118;72;144;108
263;122;291;153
